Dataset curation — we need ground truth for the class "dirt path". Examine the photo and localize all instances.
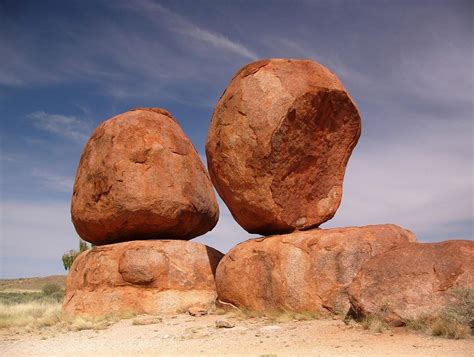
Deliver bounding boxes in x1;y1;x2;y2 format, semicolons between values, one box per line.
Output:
1;313;472;356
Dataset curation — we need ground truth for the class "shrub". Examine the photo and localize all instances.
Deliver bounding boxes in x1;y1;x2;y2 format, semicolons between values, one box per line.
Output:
406;288;473;339
42;283;62;296
62;239;91;271
62;250;80;271
361;314;390;333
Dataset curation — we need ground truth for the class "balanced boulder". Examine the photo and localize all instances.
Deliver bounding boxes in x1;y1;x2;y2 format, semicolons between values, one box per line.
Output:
206;59;361;235
216;224;415;314
348;240;474;325
71;108;219;245
63;240;223;316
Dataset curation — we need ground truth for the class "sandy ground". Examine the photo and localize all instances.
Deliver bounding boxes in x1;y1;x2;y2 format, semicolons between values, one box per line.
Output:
1;312;473;356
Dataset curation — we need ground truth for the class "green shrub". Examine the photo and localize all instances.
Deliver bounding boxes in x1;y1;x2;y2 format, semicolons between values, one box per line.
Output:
62;239;91;271
62;250;80;271
42;283;61;296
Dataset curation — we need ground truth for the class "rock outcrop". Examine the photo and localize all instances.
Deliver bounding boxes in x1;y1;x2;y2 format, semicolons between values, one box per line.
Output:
206;59;361;235
216;224;415;314
71;108;219;245
63;240;223;316
348;240;474;325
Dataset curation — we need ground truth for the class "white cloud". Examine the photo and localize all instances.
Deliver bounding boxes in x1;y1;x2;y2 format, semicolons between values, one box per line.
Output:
195;197;258;254
30;111;92;143
176;25;258;61
0;200;79;278
32;170;74;194
325;117;473;241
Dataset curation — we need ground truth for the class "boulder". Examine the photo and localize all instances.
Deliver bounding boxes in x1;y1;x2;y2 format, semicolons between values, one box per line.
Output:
215;224;415;314
348;240;474;324
206;59;361;235
71;108;219;245
63;240;223;316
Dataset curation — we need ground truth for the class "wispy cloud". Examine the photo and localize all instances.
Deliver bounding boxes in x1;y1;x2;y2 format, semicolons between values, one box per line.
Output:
0;0;257;107
32;170;74;193
123;0;258;60
30;111;92;142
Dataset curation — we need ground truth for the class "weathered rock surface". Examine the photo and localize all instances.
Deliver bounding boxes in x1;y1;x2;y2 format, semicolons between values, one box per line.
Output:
348;240;474;324
63;240;223;316
216;224;415;314
206;59;361;235
71;108;219;245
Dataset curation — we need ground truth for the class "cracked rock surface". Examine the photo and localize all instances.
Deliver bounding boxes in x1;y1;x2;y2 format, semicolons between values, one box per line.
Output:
215;224;415;314
63;240;223;316
71;108;219;245
348;240;474;324
206;59;361;235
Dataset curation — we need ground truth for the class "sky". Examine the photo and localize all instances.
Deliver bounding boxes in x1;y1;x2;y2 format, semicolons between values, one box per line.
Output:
0;0;472;278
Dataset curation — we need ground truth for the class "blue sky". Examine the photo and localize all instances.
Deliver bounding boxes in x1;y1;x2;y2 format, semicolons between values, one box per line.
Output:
0;0;472;278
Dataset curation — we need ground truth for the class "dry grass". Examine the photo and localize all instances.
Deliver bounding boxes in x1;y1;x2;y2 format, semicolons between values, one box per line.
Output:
360;314;390;333
132;316;162;326
265;310;325;323
0;300;126;332
406;288;473;340
0;301;62;329
65;315;118;331
230;308;326;323
0;276;66;291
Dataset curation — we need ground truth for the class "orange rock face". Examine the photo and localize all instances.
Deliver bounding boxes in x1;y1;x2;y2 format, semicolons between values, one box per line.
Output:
63;240;223;316
206;59;361;235
215;224;415;314
348;240;474;324
71;108;219;245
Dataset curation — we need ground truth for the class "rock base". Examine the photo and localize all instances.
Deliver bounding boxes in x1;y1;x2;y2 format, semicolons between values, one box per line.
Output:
63;240;223;316
348;240;474;324
216;224;415;314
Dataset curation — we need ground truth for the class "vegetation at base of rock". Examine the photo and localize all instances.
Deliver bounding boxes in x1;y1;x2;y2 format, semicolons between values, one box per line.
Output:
360;314;390;333
231;308;327;323
61;239;91;271
406;288;473;339
0;288;134;331
132;316;163;326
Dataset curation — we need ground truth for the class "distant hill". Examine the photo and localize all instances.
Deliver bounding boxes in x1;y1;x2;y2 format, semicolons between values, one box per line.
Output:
0;275;67;291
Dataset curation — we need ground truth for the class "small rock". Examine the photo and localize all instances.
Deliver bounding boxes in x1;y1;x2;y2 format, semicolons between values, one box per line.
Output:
260;325;282;333
132;316;162;325
215;319;235;328
188;306;208;317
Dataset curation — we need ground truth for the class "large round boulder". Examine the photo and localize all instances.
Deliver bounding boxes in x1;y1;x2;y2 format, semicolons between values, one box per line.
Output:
71;108;219;245
215;224;415;314
206;59;361;235
63;240;223;316
348;240;474;325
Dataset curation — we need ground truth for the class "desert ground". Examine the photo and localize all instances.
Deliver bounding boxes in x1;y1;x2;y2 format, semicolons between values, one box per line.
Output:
1;276;472;356
1;310;473;356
